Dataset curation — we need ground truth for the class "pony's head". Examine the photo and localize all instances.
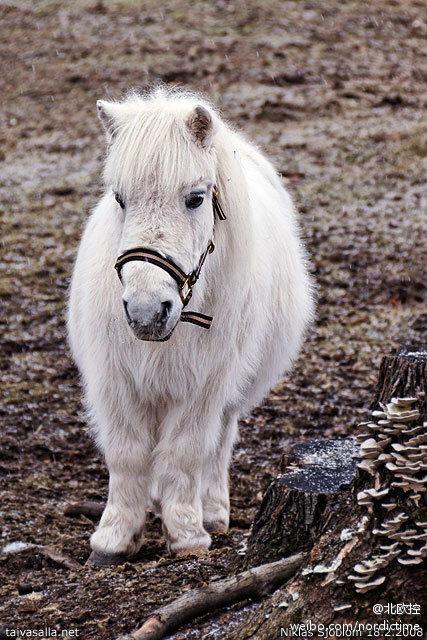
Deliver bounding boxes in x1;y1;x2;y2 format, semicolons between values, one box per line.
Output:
97;88;219;341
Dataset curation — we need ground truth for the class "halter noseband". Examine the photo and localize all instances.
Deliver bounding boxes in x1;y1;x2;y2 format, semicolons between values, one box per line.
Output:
114;187;226;330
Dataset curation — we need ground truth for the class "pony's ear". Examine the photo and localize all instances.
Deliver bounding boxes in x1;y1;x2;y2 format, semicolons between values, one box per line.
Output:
96;100;123;142
187;105;215;150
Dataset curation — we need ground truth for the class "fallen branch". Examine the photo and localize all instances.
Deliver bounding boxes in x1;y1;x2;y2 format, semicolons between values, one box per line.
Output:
1;542;82;571
115;552;304;640
64;500;104;519
37;545;83;571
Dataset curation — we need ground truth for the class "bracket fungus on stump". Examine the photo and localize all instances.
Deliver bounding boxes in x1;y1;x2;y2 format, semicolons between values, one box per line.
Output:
350;393;427;592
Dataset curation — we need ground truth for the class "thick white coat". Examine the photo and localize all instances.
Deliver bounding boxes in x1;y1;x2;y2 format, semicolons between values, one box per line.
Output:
68;88;314;558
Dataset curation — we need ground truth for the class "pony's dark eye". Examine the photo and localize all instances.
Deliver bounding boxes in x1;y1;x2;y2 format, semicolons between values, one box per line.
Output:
114;192;125;210
185;193;205;209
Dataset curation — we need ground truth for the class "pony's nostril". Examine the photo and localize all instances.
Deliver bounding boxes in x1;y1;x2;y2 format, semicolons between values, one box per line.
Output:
123;300;132;324
158;300;172;326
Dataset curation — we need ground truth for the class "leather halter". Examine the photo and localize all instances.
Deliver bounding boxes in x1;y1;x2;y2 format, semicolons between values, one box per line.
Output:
114;187;226;330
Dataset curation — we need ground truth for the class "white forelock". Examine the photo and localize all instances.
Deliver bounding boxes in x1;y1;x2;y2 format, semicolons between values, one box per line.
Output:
103;87;219;197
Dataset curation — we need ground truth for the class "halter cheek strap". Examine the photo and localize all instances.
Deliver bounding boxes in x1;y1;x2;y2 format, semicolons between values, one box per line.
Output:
114;187;226;329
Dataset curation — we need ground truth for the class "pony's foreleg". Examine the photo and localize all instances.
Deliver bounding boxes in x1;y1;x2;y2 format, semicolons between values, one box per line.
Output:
151;408;218;555
86;380;151;564
201;410;239;534
90;453;148;565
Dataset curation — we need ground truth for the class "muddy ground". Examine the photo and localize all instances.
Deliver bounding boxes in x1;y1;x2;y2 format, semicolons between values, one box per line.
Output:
0;0;426;638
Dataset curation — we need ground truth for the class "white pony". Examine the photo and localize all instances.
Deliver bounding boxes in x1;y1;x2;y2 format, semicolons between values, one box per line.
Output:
68;87;314;565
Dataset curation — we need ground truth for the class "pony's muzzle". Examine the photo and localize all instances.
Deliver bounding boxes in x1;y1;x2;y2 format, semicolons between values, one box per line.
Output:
123;297;176;341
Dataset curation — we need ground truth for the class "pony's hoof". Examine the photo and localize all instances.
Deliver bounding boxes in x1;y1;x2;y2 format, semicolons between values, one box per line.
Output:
175;545;209;558
86;550;129;566
204;521;228;534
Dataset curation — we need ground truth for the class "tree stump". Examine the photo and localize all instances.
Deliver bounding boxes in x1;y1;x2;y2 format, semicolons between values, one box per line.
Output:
227;347;427;640
371;344;426;415
246;440;359;566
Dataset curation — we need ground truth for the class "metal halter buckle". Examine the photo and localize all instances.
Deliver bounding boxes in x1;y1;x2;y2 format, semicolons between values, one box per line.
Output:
179;276;194;305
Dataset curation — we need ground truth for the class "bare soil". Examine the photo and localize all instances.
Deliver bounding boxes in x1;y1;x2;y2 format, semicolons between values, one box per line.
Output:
0;1;426;638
